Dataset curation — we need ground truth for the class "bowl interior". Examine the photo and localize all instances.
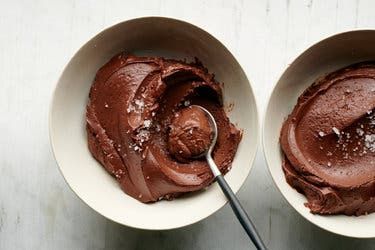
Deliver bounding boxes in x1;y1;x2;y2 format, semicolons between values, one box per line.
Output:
264;30;375;238
50;17;258;230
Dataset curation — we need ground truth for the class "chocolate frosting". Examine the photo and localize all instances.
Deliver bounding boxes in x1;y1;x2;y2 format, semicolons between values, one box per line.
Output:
168;106;213;162
281;62;375;216
86;53;241;202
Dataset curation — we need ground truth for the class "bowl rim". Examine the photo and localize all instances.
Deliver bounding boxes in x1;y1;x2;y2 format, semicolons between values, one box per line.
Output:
49;16;260;230
263;28;375;239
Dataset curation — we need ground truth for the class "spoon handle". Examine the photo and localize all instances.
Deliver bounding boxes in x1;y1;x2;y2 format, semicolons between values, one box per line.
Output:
216;175;267;250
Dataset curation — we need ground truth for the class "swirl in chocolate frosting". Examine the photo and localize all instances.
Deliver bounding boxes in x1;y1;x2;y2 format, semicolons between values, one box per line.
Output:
281;62;375;216
86;53;241;202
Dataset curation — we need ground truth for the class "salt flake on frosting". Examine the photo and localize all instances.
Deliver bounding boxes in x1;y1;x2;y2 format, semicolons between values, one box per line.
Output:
356;128;364;136
143;120;152;128
332;127;340;136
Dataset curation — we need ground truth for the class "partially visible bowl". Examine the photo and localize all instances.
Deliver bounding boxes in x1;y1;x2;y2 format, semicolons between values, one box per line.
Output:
264;30;375;238
49;17;259;230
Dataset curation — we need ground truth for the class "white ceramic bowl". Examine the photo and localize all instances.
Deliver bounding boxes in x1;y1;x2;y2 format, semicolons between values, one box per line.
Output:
264;30;375;238
49;17;259;230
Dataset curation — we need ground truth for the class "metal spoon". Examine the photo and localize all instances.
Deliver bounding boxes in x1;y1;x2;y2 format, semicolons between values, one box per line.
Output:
193;105;267;250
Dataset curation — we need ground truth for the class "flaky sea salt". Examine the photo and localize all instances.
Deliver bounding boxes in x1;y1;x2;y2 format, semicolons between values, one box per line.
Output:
356;128;364;136
364;134;375;152
127;105;135;113
318;131;325;137
135;99;144;108
143;120;152;128
332;127;340;136
137;129;150;146
184;100;191;106
138;129;150;138
155;124;161;132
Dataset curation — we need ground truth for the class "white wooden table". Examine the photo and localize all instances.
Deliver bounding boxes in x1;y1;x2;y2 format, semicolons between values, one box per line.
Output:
1;0;375;249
